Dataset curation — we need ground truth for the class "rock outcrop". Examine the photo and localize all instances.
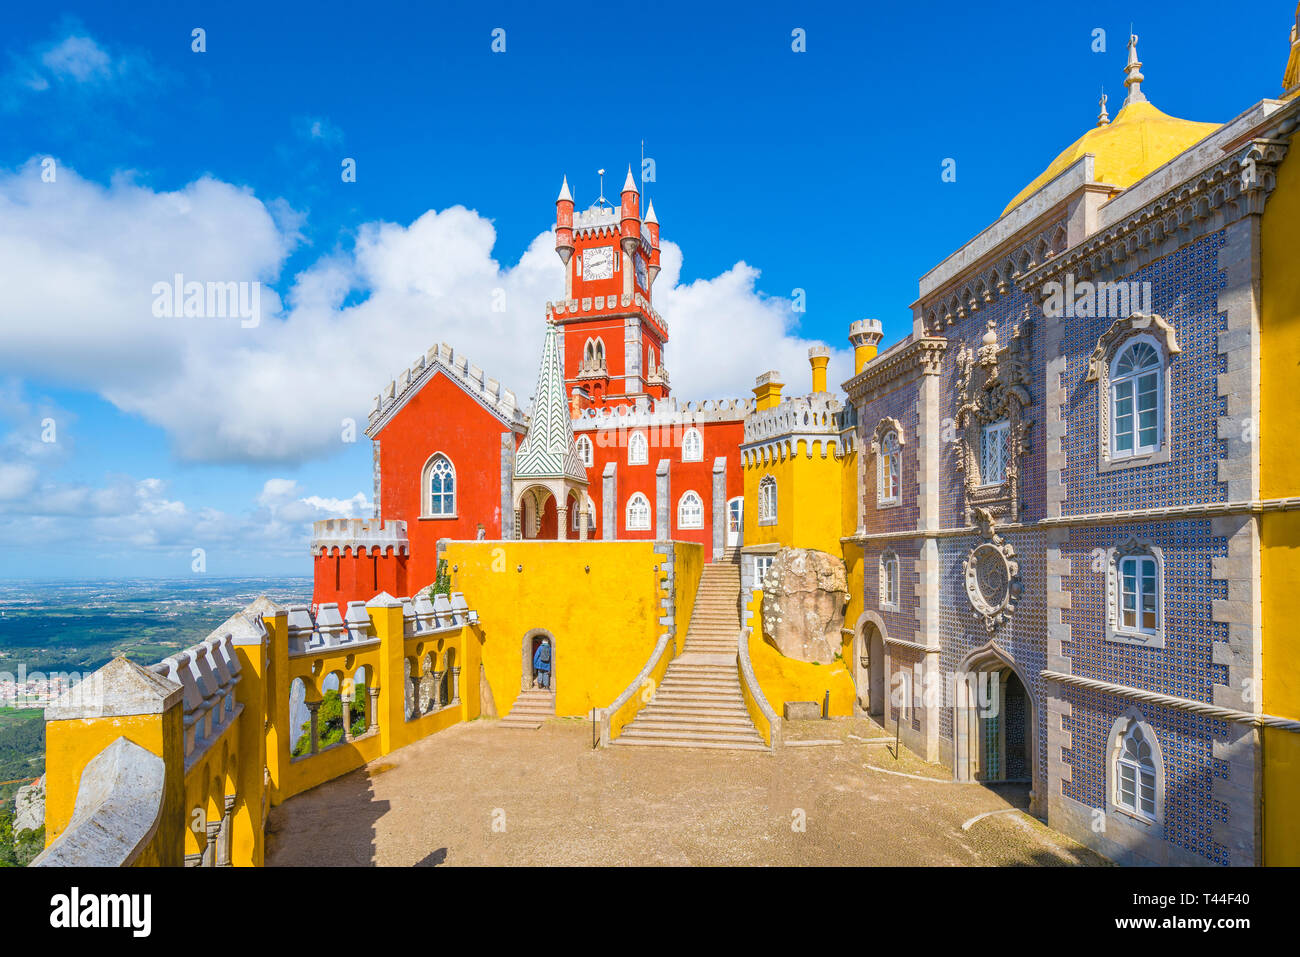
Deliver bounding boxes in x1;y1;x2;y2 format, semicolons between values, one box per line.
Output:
759;548;848;664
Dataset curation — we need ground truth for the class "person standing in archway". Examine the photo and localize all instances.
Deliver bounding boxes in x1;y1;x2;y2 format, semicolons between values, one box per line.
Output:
533;638;552;690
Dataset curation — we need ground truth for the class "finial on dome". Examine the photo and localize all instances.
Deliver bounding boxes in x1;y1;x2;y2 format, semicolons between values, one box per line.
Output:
1097;88;1110;126
1123;33;1147;106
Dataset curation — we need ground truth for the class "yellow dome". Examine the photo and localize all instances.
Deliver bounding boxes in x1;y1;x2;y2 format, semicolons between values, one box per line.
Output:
1002;99;1219;216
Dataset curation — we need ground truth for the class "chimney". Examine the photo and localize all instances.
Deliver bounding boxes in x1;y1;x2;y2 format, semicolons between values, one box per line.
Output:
848;320;884;375
752;371;785;411
808;345;830;394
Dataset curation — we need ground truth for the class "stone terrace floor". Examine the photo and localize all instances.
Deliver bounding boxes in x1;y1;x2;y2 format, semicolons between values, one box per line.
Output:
266;716;1110;866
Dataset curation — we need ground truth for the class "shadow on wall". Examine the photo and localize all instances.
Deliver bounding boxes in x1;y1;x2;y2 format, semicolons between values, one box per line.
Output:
264;764;390;866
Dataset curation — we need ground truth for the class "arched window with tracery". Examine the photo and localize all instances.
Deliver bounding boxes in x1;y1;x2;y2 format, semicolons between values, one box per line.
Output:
423;453;456;517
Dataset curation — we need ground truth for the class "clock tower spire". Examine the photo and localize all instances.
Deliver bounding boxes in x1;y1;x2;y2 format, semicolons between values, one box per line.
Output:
548;164;669;413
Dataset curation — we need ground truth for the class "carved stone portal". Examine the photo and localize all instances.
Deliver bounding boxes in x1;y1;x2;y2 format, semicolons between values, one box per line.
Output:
954;311;1034;525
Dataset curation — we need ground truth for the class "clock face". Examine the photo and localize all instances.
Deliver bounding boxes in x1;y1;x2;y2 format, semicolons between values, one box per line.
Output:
583;245;614;281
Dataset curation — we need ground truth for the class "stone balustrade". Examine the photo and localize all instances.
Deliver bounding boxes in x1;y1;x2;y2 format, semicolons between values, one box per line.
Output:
151;632;244;763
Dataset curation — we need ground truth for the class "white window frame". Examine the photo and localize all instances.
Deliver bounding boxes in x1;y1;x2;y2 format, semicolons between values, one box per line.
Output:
754;555;774;588
628;432;649;466
576;434;594;468
681;427;703;462
758;475;777;525
1108;712;1164;828
626;492;651;531
880;551;900;611
980;419;1010;487
877;430;900;506
422;452;456;518
1110;338;1163;461
1106;539;1165;648
677;490;704;529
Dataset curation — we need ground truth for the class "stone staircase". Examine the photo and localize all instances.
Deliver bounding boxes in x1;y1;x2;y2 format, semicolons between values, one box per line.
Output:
612;559;766;751
499;688;555;729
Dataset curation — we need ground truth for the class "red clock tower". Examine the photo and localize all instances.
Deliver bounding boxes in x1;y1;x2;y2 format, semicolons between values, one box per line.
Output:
551;167;667;411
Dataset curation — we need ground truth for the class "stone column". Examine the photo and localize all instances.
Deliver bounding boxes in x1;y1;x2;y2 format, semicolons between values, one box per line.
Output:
218;795;235;867
602;463;618;540
450;667;461;704
513;508;523;540
306;700;320;754
204;820;221;867
557;504;568;541
342;688;355;743
711;457;727;558
655;459;670;542
432;671;445;710
367;686;380;734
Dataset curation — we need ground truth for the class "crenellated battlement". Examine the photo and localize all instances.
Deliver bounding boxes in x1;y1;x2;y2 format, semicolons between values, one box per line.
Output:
151;630;245;766
310;518;409;556
743;394;850;446
546;292;667;338
368;342;528;437
572;394;751;431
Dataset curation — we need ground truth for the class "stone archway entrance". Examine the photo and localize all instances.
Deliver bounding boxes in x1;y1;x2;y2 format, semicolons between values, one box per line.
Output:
954;645;1036;804
854;618;886;718
521;629;556;693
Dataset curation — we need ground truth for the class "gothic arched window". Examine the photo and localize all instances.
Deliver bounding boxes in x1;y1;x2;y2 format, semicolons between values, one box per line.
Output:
1111;338;1163;459
682;428;703;462
576;434;594;468
881;551;900;609
628;432;649;465
878;430;900;505
1111;715;1162;824
423;453;455;517
677;491;703;529
626;492;651;531
758;475;777;524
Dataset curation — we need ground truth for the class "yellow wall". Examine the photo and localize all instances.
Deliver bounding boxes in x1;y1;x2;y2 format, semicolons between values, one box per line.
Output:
1260;138;1300;865
444;540;667;718
744;439;845;554
672;541;703;655
43;707;186;865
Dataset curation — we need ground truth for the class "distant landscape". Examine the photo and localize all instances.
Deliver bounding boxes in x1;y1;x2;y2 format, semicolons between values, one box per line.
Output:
0;577;312;808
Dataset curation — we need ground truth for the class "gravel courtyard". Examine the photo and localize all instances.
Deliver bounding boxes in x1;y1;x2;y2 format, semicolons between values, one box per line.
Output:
266;716;1109;867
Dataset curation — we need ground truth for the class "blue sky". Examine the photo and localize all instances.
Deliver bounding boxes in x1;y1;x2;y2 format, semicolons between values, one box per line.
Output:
0;1;1291;578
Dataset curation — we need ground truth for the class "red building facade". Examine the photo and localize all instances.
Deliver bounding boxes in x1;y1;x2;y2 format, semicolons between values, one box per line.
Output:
311;170;748;607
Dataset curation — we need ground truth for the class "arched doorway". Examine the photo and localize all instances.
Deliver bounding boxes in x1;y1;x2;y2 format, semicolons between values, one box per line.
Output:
851;613;887;719
954;645;1036;794
521;629;556;693
726;497;744;547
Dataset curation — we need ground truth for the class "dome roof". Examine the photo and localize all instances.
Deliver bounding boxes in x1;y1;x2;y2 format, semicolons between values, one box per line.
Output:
1002;36;1219;217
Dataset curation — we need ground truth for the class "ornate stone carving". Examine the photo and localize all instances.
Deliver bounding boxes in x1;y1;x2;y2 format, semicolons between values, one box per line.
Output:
962;509;1021;633
1085;312;1180;382
953;312;1034;524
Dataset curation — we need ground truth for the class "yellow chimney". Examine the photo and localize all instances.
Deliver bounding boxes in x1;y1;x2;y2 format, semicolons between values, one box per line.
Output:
752;371;785;411
848;319;884;375
808;346;830;393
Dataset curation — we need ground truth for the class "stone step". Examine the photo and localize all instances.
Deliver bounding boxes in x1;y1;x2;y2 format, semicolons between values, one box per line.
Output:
633;714;756;730
610;737;767;752
621;722;763;740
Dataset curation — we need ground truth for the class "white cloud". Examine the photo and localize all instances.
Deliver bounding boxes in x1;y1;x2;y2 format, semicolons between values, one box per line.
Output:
0;160;849;466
